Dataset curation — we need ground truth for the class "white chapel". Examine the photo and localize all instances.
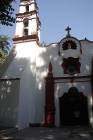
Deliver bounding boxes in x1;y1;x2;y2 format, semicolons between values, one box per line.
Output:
0;0;93;129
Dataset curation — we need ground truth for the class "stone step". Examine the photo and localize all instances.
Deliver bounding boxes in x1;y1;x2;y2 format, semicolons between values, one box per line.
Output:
0;127;18;137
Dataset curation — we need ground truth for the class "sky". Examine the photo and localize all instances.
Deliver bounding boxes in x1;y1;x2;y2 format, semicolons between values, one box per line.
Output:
0;0;93;44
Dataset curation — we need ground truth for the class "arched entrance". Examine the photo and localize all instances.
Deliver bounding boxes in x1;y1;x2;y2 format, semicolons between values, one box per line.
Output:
59;87;89;126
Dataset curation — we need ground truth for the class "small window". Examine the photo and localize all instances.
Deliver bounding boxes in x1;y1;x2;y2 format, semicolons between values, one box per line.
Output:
66;64;77;74
23;19;28;27
26;5;29;12
62;40;77;50
24;29;28;36
23;18;29;36
62;57;81;75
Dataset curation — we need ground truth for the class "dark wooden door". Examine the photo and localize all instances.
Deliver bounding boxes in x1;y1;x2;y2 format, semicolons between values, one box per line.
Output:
59;87;89;126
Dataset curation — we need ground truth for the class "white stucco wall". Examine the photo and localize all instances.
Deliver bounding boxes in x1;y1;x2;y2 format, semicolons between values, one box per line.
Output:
1;35;93;129
2;0;92;128
0;79;20;127
1;41;38;129
36;39;93;126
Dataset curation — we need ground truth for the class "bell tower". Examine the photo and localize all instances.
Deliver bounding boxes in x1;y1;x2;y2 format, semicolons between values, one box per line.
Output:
13;0;41;44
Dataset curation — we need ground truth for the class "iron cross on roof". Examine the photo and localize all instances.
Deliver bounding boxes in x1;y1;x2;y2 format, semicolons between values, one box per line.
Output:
65;26;71;37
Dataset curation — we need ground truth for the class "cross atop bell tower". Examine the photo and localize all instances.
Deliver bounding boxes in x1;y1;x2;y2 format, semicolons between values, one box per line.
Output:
13;0;41;44
65;26;71;37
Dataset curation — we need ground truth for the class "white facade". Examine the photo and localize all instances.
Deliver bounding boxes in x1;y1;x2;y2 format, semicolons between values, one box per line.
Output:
0;0;93;129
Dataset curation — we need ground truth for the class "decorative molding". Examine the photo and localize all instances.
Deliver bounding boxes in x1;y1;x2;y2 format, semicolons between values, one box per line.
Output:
53;75;91;80
59;36;82;56
0;78;20;81
13;34;38;43
16;10;37;17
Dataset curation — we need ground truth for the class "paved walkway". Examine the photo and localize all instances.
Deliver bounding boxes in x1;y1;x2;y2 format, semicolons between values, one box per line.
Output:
1;126;93;140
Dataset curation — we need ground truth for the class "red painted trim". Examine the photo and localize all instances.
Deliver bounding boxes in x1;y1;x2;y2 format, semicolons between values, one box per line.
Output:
16;10;37;17
48;62;53;75
13;39;38;44
13;34;38;42
44;62;55;127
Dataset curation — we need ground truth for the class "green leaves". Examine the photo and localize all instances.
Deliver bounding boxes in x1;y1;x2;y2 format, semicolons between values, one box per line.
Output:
0;0;15;26
0;35;10;64
0;48;7;64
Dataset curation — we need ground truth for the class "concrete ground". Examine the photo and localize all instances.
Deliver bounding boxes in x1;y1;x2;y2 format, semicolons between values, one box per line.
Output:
0;126;93;140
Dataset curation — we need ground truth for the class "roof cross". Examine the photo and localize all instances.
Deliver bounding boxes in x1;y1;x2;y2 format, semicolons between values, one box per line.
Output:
65;26;71;37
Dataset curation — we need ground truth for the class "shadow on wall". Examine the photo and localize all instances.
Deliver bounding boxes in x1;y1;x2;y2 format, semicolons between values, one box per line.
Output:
0;78;20;127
